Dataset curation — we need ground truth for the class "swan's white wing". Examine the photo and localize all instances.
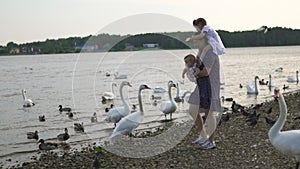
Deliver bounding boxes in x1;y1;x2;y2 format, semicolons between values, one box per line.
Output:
105;107;128;123
153;87;166;93
23;99;34;107
103;92;114;97
159;101;177;114
257;26;267;32
179;90;187;97
287;76;297;82
115;74;127;79
110;112;141;138
103;92;114;100
257;27;265;32
246;83;255;93
272;131;300;156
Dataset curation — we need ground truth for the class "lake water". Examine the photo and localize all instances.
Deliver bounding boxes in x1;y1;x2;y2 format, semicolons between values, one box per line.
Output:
1;46;300;167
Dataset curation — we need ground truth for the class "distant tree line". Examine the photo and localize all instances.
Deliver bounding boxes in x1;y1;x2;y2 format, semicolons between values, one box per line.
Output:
0;27;300;55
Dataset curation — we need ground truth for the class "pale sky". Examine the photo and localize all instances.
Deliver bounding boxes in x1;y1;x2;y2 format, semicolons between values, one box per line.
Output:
1;0;300;46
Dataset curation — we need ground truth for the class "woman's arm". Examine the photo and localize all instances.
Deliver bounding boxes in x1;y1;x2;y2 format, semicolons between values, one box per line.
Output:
194;67;209;77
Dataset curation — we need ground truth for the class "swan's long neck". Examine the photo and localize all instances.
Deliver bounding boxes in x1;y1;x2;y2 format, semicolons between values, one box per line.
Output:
138;89;144;115
183;91;191;98
168;85;175;102
269;75;272;87
254;77;258;94
269;94;287;140
22;90;27;100
176;83;180;98
119;84;129;110
111;83;116;95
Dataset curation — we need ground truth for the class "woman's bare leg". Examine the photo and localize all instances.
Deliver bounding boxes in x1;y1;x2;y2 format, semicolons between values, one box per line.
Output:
204;109;216;142
189;104;207;138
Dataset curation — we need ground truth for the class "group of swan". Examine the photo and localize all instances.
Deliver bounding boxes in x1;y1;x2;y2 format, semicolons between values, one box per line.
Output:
108;80;179;138
174;82;191;103
105;81;132;126
110;84;151;138
246;71;298;94
269;89;300;169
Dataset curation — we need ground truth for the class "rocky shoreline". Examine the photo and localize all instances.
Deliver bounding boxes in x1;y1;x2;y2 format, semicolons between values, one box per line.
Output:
4;91;300;169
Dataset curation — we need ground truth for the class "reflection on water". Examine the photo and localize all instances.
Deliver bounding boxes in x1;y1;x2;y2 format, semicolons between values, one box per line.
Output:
0;46;300;166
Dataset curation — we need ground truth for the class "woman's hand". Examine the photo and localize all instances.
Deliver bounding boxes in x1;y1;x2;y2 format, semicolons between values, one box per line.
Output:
193;67;200;77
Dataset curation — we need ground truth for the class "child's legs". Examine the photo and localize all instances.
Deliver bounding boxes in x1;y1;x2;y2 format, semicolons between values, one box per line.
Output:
189;104;207;137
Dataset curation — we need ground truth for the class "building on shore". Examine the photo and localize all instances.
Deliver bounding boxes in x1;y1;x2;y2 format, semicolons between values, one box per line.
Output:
143;43;159;48
75;44;99;52
9;48;20;54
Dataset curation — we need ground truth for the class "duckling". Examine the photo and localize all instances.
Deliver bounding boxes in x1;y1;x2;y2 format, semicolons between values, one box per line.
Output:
152;100;158;106
151;95;162;100
91;112;98;123
57;128;70;142
131;104;137;113
67;112;74;118
27;130;39;140
264;117;276;125
74;122;84;132
283;84;289;90
58;105;71;112
38;139;58;150
38;115;45;122
104;104;114;113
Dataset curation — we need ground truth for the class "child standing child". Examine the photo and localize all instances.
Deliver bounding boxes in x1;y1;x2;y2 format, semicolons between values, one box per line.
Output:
186;18;225;60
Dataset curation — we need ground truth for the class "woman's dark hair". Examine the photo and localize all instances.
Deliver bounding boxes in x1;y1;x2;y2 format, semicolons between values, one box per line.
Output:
193;18;207;27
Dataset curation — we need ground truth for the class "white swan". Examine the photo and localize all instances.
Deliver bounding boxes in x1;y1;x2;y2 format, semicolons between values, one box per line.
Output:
287;71;299;83
114;72;127;79
105;81;132;126
246;76;259;94
267;74;275;87
102;83;117;101
22;89;35;107
174;82;191;103
153;87;167;93
110;84;151;138
269;89;300;169
159;81;177;119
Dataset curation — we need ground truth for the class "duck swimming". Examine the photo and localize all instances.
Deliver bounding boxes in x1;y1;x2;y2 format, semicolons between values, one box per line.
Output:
57;128;70;142
27;130;38;140
58;105;71;112
38;139;58;150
